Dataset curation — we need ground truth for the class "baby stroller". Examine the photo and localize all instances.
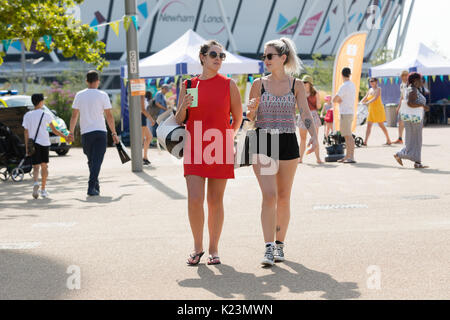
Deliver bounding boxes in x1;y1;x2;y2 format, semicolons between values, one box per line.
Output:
0;122;32;182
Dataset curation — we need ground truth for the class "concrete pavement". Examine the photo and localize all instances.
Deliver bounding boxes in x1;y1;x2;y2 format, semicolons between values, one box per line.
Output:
0;124;449;300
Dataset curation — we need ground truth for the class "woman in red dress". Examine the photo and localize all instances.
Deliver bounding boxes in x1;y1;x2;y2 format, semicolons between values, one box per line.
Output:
175;40;243;266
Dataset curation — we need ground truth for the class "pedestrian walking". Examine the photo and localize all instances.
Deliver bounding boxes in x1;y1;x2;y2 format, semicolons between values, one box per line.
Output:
333;67;357;163
68;70;119;196
297;75;323;163
394;72;429;169
320;95;333;139
151;84;171;138
22;94;72;199
360;78;392;146
175;40;243;266
141;92;155;165
246;37;319;266
393;70;409;144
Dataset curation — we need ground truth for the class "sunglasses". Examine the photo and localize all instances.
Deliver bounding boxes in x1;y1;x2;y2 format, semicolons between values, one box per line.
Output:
261;53;282;61
204;51;226;60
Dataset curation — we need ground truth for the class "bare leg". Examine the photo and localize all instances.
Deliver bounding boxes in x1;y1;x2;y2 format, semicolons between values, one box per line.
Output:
275;159;298;242
365;122;373;145
206;178;228;257
142;126;152;160
40;163;48;190
298;128;307;163
314;126;322;163
398;119;404;140
185;175;206;255
378;122;392;144
253;155;278;243
345;135;355;160
33;165;40;183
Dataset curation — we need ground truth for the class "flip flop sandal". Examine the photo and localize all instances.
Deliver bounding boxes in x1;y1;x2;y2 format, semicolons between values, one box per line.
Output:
207;256;221;265
343;159;356;164
187;251;205;266
394;154;403;166
414;163;429;169
337;158;347;163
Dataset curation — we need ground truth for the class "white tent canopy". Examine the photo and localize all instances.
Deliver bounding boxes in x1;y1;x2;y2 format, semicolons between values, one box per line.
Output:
370;43;450;77
123;29;263;77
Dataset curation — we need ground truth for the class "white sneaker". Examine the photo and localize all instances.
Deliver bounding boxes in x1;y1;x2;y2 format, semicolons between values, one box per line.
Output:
40;190;49;198
261;244;275;266
32;183;40;199
274;243;285;262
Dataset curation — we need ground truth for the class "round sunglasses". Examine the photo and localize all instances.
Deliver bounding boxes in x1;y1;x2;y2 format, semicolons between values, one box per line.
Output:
261;53;282;61
204;51;226;60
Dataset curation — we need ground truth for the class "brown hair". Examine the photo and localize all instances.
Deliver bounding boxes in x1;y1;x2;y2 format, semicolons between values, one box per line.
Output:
199;40;223;66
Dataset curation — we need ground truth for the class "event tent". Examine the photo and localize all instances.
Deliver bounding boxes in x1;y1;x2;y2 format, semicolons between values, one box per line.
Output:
370;43;450;77
122;29;264;77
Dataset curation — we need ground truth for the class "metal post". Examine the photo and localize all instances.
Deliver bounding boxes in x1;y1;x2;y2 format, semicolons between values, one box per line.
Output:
398;0;415;57
394;0;406;58
342;0;349;38
20;41;27;93
125;0;143;172
216;0;238;53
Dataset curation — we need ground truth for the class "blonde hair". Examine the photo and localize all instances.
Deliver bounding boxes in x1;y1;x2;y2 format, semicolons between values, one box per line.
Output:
264;37;302;75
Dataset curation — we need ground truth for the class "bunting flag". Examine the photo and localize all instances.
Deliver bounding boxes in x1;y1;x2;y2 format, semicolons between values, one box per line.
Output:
43;35;52;49
2;39;12;52
384;78;388;85
395;77;399;84
131;15;139;30
156;78;160;87
432;75;436;82
11;41;22;51
23;38;32;51
389;77;393;84
123;16;132;32
123;78;128;88
440;75;444;82
138;2;149;19
111;20;120;36
424;75;428;82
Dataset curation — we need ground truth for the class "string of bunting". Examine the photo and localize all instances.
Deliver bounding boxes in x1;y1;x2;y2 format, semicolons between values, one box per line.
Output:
1;15;138;53
381;75;449;85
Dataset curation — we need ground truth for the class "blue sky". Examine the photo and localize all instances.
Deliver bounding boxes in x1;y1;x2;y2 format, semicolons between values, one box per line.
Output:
388;0;450;59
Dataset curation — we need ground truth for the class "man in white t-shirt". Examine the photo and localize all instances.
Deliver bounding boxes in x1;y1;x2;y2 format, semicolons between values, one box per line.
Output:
69;70;119;196
23;93;72;199
333;67;357;163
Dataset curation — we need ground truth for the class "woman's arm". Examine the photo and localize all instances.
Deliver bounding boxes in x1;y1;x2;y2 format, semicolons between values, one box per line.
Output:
407;87;425;109
246;78;261;121
366;88;380;104
175;82;193;125
229;80;243;135
141;96;155;126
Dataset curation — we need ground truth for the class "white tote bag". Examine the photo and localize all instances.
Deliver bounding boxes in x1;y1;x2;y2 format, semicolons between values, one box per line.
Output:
156;113;185;159
399;88;424;123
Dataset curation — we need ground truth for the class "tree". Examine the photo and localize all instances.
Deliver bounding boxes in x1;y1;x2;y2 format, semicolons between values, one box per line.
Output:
302;53;335;93
0;0;108;70
370;48;394;67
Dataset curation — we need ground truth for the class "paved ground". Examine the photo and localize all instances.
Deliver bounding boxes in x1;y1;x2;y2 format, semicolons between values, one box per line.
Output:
1;124;449;300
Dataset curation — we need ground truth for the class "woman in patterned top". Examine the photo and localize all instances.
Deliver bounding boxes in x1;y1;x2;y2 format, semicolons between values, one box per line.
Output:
247;37;319;267
394;72;429;169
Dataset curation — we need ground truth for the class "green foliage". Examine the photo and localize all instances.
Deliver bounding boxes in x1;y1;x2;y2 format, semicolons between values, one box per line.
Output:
370;48;394;67
0;0;108;70
302;53;335;93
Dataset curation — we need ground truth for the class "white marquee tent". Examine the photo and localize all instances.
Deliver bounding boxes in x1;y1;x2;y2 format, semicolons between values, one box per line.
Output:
370;43;450;77
122;29;264;77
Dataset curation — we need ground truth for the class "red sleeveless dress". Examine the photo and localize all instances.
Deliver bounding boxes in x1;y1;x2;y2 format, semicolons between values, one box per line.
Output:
183;74;235;179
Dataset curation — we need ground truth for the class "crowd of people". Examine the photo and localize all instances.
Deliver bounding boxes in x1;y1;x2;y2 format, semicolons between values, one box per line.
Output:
21;37;430;267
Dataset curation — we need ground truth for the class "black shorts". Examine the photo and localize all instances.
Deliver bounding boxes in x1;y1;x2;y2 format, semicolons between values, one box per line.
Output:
253;128;300;161
141;114;147;126
31;143;49;165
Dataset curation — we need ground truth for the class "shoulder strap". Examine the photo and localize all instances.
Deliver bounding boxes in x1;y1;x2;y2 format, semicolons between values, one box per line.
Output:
260;78;265;95
186;79;192;89
34;111;45;142
291;78;296;95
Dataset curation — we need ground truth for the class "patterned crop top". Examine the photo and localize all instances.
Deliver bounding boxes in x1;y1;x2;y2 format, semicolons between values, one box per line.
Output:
255;78;297;134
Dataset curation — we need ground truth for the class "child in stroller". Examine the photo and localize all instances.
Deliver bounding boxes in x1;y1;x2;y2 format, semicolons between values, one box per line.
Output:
0;122;32;181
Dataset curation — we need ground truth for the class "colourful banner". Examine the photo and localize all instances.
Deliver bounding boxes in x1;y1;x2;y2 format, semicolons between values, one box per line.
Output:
131;15;138;30
23;38;32;51
2;39;12;52
332;32;368;132
111;21;120;36
123;16;132;32
138;2;148;19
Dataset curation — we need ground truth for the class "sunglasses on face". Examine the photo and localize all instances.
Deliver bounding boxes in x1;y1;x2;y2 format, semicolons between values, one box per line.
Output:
204;51;226;60
261;53;282;61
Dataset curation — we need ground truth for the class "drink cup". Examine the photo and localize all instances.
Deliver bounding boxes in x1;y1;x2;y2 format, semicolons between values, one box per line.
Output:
186;88;198;107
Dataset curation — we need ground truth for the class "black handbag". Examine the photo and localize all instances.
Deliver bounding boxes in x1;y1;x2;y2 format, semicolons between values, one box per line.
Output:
27;112;45;156
116;140;131;164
